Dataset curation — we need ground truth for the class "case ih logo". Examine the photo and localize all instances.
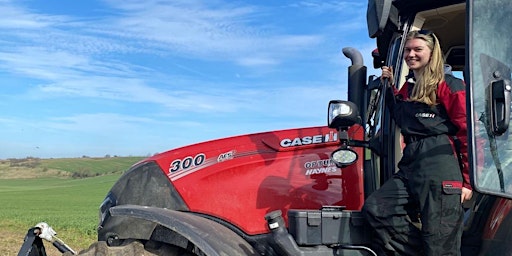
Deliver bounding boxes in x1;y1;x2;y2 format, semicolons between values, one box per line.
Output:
279;132;337;148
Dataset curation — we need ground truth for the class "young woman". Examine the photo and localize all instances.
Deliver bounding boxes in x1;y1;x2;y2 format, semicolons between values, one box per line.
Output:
362;30;473;256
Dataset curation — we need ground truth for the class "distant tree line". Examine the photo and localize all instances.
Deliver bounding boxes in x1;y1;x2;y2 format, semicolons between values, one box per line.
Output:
2;155;148;179
6;157;40;168
71;169;102;178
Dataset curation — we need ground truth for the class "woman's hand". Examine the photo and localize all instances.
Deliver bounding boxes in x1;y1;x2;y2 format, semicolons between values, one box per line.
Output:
381;66;394;85
461;187;473;203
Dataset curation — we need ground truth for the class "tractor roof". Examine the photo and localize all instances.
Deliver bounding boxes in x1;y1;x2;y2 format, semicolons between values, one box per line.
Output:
368;0;466;70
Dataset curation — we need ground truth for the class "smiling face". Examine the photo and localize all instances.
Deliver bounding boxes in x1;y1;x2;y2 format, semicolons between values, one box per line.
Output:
403;38;432;71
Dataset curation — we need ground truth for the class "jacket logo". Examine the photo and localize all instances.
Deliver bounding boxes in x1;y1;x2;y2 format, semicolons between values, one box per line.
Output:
415;113;435;118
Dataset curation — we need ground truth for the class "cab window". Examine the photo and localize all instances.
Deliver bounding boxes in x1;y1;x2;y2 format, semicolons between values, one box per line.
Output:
469;0;512;197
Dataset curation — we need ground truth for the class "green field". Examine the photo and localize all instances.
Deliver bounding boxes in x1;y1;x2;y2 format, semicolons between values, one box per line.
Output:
0;156;145;254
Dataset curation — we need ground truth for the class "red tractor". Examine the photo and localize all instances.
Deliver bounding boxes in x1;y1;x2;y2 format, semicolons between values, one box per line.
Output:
19;0;512;255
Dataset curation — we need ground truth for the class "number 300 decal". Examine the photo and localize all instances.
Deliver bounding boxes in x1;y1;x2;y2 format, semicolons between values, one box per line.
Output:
169;153;206;173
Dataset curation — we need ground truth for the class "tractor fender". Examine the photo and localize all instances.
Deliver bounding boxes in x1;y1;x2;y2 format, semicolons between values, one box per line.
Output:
109;204;259;256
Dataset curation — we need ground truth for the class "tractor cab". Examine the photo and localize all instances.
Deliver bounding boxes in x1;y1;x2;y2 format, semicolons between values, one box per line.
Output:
363;0;512;199
267;1;512;255
351;0;512;255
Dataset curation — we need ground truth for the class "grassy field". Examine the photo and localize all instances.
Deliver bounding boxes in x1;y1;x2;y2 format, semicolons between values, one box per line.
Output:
0;156;145;255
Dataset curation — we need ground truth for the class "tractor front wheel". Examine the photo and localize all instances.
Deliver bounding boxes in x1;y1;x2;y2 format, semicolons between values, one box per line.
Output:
69;240;197;256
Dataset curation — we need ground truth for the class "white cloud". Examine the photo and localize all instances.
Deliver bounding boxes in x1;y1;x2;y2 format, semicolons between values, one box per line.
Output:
0;3;68;29
237;57;278;67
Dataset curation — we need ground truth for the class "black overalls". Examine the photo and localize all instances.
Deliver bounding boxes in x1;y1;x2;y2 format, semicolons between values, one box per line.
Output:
363;74;466;256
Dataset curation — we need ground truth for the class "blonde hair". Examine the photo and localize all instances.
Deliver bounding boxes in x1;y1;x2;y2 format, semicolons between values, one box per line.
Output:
406;30;445;106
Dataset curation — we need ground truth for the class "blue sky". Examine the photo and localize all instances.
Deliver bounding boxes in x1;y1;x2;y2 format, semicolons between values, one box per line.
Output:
0;0;379;159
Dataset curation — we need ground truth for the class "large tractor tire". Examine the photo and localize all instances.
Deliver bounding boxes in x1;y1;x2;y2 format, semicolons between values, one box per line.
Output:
68;240;197;256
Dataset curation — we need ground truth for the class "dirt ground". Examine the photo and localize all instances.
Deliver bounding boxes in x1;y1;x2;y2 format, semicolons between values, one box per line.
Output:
5;230;161;256
2;229;61;256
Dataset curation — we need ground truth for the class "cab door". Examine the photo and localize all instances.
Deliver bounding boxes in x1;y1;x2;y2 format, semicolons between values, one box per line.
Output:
468;0;512;197
464;1;512;254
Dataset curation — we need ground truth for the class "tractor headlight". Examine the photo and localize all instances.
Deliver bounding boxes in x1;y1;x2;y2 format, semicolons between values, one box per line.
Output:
331;147;358;167
327;100;360;130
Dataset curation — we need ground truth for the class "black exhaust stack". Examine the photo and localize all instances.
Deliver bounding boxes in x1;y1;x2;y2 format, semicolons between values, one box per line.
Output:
343;47;368;126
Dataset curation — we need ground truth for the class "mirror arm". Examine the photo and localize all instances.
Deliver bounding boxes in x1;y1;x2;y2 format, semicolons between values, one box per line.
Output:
347;140;370;148
337;129;369;148
337;129;370;148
